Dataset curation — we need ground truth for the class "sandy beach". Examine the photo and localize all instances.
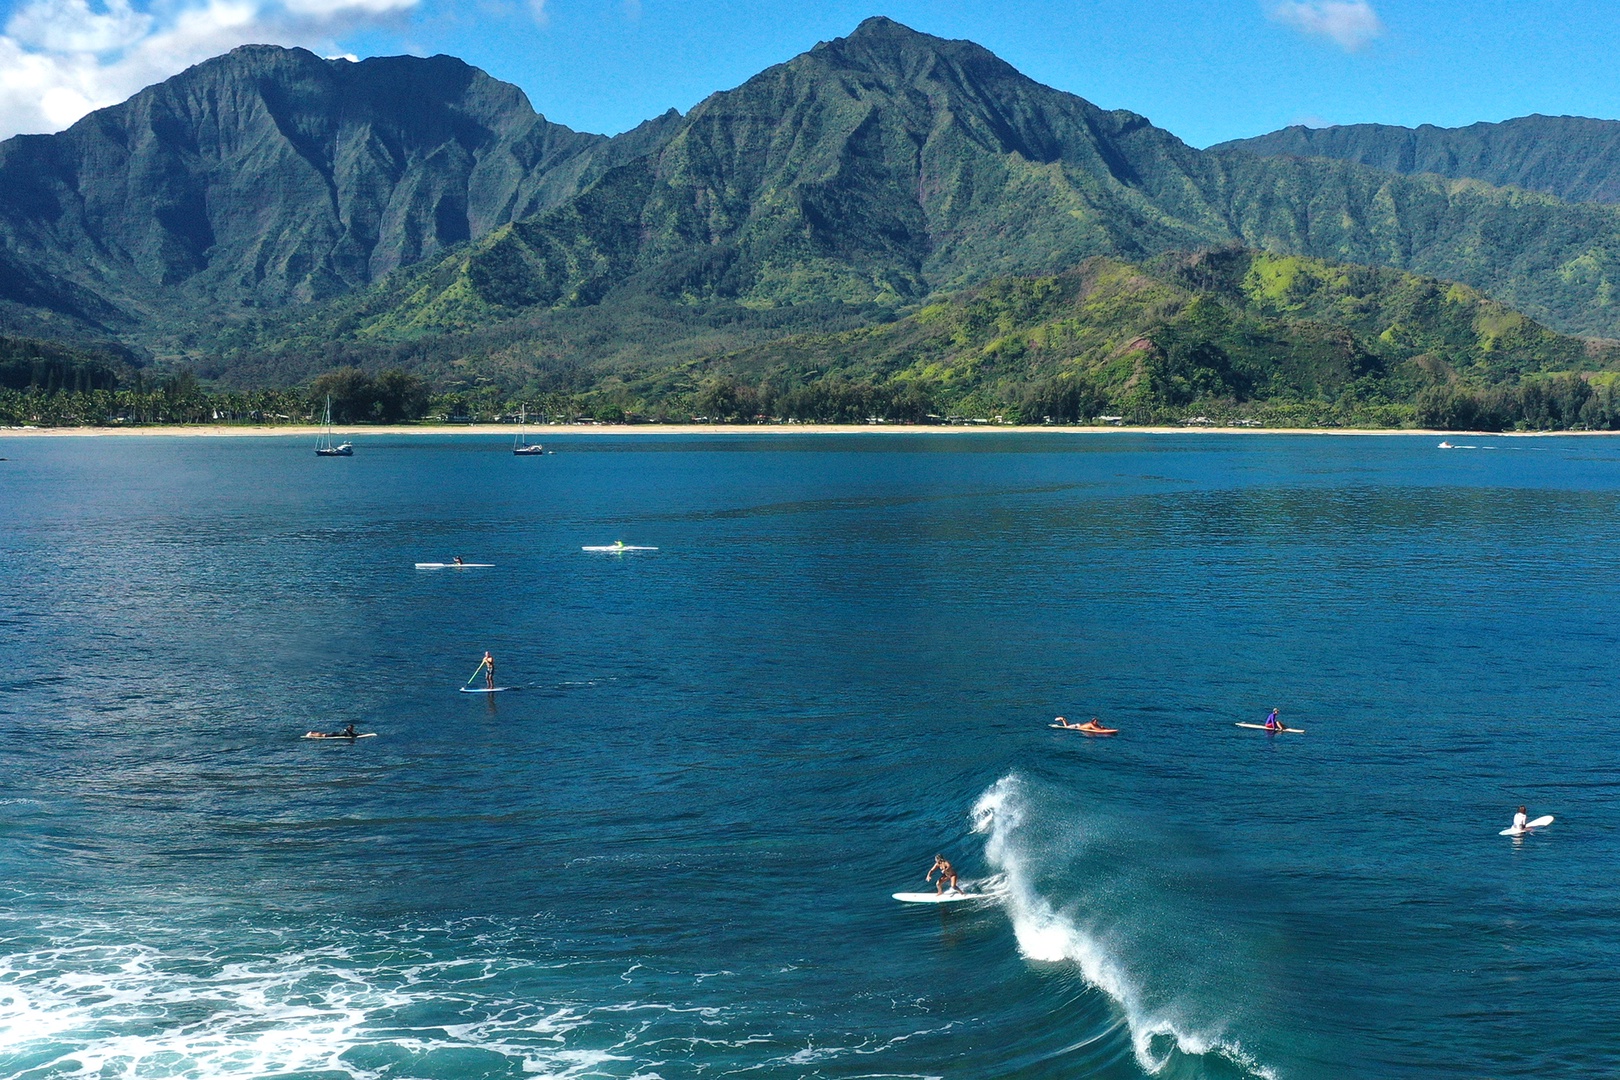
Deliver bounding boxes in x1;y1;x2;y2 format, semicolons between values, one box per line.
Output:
0;422;1587;438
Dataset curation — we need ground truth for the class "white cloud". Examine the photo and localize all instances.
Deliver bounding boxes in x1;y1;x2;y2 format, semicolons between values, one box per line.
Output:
1269;1;1384;51
0;0;419;139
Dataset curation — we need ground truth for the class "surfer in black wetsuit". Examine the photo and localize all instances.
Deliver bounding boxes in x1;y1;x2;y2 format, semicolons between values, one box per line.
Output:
341;723;358;738
453;556;465;565
926;854;959;894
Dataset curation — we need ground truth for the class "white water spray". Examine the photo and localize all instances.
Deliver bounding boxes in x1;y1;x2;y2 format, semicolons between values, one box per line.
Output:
972;775;1276;1079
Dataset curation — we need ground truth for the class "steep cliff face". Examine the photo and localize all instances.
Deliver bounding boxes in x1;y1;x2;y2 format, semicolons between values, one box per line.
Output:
388;16;1236;327
1213;115;1620;206
367;19;1620;340
0;45;620;327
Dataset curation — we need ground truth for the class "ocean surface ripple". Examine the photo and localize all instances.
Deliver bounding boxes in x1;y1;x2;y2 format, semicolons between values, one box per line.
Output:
2;433;1618;1079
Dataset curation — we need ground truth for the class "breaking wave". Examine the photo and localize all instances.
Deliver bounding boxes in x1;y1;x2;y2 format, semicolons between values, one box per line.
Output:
973;775;1276;1079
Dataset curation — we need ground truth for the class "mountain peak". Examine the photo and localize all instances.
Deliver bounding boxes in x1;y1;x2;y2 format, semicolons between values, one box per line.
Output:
846;15;916;38
811;16;1002;76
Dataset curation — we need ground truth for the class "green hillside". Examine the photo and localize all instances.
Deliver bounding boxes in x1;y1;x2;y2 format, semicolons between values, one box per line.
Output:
641;249;1620;428
176;248;1619;432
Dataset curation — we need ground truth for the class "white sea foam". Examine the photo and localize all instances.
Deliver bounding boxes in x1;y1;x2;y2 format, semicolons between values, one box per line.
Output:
0;924;667;1079
972;775;1276;1080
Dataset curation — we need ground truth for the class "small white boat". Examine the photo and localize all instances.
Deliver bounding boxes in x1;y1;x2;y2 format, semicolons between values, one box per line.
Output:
315;395;353;456
1437;441;1453;449
513;406;545;456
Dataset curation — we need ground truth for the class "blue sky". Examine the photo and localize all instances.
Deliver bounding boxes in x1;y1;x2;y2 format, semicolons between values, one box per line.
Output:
2;0;1619;146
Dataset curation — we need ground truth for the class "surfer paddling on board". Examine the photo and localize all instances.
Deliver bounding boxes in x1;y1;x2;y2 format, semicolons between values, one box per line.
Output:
1263;708;1282;732
304;723;362;738
478;651;495;690
453;556;465;565
926;854;960;895
1054;716;1115;733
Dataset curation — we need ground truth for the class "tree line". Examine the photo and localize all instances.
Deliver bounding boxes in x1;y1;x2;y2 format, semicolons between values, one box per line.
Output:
7;360;1620;431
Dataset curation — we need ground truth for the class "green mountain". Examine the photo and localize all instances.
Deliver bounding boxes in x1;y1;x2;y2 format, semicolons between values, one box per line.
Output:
1213;115;1620;206
324;18;1620;341
0;45;678;338
9;14;1620;414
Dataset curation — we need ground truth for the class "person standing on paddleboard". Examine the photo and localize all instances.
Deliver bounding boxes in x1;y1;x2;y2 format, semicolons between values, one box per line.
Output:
926;854;959;894
480;651;495;690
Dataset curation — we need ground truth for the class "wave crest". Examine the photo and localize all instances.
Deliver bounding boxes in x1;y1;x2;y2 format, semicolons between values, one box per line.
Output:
973;775;1275;1079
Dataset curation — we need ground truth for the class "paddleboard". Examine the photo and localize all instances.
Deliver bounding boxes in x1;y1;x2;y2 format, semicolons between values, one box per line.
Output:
1049;723;1118;734
1500;815;1554;836
1235;722;1305;733
582;545;658;552
415;563;493;569
893;891;979;904
460;686;514;693
302;732;378;740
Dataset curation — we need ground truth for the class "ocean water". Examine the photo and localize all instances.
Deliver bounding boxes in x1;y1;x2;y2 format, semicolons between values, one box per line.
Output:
1;431;1617;1080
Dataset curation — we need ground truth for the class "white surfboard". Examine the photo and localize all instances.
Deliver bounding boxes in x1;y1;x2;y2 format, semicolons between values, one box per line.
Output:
416;562;493;569
893;891;979;904
460;686;514;693
582;544;658;552
302;732;378;740
1235;722;1305;733
1500;815;1554;836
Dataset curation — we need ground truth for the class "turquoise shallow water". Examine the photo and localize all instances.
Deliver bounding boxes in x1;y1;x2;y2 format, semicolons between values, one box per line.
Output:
1;432;1618;1080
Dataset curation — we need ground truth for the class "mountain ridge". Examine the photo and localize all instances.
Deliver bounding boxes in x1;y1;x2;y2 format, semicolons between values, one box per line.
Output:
1213;114;1620;206
6;15;1620;394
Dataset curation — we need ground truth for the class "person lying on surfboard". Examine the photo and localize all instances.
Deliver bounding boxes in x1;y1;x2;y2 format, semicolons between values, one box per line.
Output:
453;556;465;565
1055;716;1112;733
305;724;360;738
926;854;960;894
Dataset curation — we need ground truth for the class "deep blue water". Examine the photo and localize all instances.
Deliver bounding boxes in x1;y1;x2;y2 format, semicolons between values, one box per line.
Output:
1;432;1618;1080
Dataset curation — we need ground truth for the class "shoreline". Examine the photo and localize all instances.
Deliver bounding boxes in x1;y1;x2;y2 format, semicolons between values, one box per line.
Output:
0;423;1606;439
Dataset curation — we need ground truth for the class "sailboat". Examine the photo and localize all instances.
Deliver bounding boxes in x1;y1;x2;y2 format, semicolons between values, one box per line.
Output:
513;405;545;456
315;395;353;456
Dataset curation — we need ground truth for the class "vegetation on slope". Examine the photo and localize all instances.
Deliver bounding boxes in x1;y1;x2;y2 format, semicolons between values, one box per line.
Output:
13;249;1620;432
12;17;1620;360
640;248;1620;428
1214;115;1620;206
